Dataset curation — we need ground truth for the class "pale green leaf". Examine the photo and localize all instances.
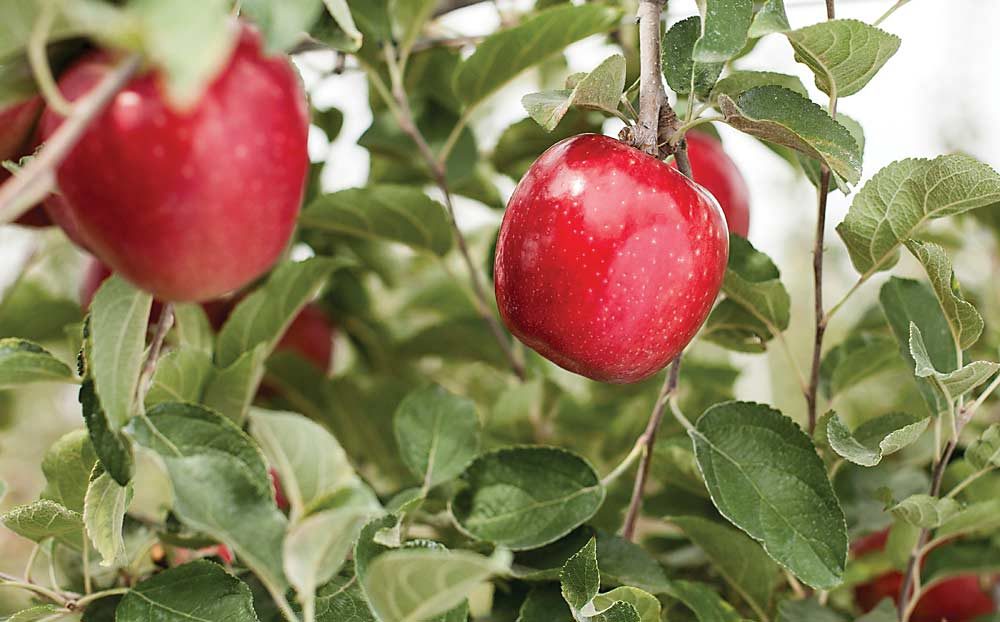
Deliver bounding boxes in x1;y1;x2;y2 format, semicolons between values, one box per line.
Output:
323;0;363;51
116;560;259;621
776;598;844;622
837;156;1000;275
718;86;861;185
560;538;599;612
1;499;83;550
522;54;626;131
362;548;512;622
690;401;848;588
909;323;999;398
88;275;151;429
590;587;659;622
313;569;377;622
693;0;753;63
172;303;214;354
393;385;481;491
967;424;1000;471
241;0;325;52
826;412;929;467
890;494;959;528
0;338;76;388
711;70;806;101
40;430;97;513
216;258;338;368
663;580;743;622
202;344;269;422
6;605;81;622
451;447;605;550
670;515;779;618
83;468;131;567
905;240;983;350
455;4;623;108
301;186;453;256
145;348;212;407
749;0;790;37
249;409;365;519
786;19;900;98
284;507;371;606
935;499;1000;540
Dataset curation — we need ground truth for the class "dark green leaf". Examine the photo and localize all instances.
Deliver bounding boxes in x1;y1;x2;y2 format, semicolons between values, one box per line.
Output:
749;0;790;37
518;585;573;622
452;446;605;550
691;401;847;588
786;20;900;98
560;537;599;611
663;581;742;622
115;560;259;621
693;0;753;63
711;70;806;101
776;598;844;622
492;112;604;180
662;17;723;97
0;338;76;388
523;54;626;131
905;240;983;350
826;412;929;467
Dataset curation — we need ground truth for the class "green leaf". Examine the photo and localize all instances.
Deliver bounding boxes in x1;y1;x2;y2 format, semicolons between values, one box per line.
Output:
88;275;151;430
1;499;83;550
662;17;723;97
718;86;861;185
399;316;512;370
6;605;80;622
393;385;481;491
703;299;772;353
596;532;672;593
0;338;76;388
518;585;573;622
284;506;371;610
905;240;983;350
670;515;779;618
820;333;898;398
80;378;134;486
786;20;900;98
241;0;325;52
172;303;214;354
749;0;790;37
249;409;367;518
362;548;512;622
119;0;237;108
799;113;865;194
720;235;790;332
451;447;605;550
591;587;659;622
83;468;131;567
935;499;1000;540
909;324;999;398
776;598;844;622
216;258;338;368
663;580;743;622
313;569;377;622
492;112;604;180
202;344;269;422
523;54;626;131
454;3;623;108
967;424;1000;471
880;278;957;416
711;70;807;101
690;401;848;588
589;601;642;622
145;349;213;407
890;494;960;528
693;0;753;63
855;600;898;622
826;412;929;467
560;538;599;612
116;560;259;621
130;402;288;591
301;186;453;256
837;156;1000;275
40;430;97;513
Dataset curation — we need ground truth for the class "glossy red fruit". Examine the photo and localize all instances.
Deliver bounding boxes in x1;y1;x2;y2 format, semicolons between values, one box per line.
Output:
853;530;997;622
38;25;309;302
495;134;729;383
0;96;41;163
275;304;334;373
79;258;164;320
673;131;750;237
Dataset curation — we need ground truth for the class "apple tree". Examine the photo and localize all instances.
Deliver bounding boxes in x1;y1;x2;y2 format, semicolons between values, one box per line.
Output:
0;1;999;621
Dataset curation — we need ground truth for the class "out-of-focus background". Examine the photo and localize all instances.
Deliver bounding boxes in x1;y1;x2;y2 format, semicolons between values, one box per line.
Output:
2;0;999;595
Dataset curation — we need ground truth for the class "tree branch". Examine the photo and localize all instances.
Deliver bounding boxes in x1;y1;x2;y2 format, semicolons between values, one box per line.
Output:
378;47;526;381
622;357;682;541
0;54;142;224
632;0;667;156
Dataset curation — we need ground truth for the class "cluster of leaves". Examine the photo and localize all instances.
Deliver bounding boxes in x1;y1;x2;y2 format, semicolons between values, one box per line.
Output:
2;1;1000;622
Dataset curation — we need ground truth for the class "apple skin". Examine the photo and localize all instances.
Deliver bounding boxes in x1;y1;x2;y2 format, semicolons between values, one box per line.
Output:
852;530;996;622
37;25;309;302
673;131;750;238
495;133;729;384
0;96;51;228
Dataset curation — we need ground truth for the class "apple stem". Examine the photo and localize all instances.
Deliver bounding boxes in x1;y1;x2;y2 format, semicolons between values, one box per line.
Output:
375;44;527;381
621;355;682;541
0;53;142;224
632;0;669;158
136;303;175;411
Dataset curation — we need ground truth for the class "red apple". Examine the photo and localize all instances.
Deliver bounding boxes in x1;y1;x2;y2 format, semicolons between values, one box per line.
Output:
275;304;334;373
672;131;750;237
852;530;996;622
0;96;50;228
495;133;729;383
270;468;289;511
79;257;164;321
37;24;309;302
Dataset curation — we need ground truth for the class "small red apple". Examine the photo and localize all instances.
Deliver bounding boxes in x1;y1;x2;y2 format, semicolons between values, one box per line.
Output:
269;468;289;511
38;24;309;302
274;304;334;373
852;530;996;622
0;96;50;228
494;133;729;383
672;131;750;238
